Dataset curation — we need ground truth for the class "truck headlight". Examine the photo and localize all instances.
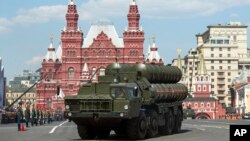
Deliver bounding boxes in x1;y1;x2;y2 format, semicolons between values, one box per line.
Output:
124;105;129;110
68;112;72;117
65;105;70;110
120;113;124;117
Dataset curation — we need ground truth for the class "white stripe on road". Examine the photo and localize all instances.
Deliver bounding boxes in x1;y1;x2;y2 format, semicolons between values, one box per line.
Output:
49;120;68;134
183;123;229;130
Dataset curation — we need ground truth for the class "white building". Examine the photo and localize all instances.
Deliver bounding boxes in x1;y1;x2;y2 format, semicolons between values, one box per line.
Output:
173;22;249;107
0;57;6;108
231;70;250;114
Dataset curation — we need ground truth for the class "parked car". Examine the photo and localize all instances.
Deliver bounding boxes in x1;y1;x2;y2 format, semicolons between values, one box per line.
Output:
242;113;250;119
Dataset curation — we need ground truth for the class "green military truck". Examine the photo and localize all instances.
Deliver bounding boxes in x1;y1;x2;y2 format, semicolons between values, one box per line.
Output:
64;63;188;140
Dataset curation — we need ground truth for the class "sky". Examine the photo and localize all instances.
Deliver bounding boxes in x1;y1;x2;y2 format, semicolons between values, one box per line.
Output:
1;0;250;81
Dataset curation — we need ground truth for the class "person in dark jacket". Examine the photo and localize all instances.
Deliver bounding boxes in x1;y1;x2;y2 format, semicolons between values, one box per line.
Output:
17;102;24;131
36;109;40;126
24;104;31;128
31;105;37;126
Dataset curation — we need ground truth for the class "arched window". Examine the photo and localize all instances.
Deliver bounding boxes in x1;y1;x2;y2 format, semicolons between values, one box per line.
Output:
99;68;105;76
207;103;210;108
68;67;74;79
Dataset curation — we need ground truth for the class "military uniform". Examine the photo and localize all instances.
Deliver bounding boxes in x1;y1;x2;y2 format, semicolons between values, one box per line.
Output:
31;108;37;126
24;106;30;128
37;110;40;126
17;104;24;131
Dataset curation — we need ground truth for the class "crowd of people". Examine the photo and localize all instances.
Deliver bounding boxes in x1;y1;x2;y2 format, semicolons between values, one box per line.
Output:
17;102;53;131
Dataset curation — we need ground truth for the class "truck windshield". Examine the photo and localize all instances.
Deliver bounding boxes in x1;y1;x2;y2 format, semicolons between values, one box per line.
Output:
111;87;135;99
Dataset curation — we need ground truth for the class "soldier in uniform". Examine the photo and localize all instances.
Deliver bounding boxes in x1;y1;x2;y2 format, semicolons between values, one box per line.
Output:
40;110;43;125
47;110;51;124
17;102;24;131
24;103;31;128
31;105;37;126
36;109;40;126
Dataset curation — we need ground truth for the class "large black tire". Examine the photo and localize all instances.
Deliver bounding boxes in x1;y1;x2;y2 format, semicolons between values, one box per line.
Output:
173;108;182;133
146;110;158;138
97;129;110;138
166;109;174;135
159;109;174;135
126;112;147;140
77;125;96;139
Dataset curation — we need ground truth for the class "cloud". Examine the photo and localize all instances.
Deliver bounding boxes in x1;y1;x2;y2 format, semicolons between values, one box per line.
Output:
2;0;250;31
230;13;239;18
25;56;44;65
0;5;66;32
78;0;250;20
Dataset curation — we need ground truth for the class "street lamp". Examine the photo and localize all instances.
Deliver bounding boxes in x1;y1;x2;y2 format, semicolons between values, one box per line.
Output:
189;50;196;97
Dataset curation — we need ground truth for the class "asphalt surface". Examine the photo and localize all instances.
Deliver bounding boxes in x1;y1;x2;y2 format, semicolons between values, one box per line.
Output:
0;119;249;141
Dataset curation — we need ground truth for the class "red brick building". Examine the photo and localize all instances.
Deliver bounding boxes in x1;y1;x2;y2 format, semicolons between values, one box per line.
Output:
36;0;163;111
182;48;225;119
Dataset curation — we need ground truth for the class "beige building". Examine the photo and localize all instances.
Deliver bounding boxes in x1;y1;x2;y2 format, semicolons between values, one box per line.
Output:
231;70;250;114
6;91;36;108
173;22;249;107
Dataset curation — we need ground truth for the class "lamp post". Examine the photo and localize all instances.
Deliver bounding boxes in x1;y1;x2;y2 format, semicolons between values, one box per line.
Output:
189;50;196;97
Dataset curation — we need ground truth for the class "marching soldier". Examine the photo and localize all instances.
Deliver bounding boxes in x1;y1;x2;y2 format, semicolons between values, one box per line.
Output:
24;103;31;128
31;105;37;126
36;109;40;126
17;102;24;131
40;110;43;125
47;110;51;124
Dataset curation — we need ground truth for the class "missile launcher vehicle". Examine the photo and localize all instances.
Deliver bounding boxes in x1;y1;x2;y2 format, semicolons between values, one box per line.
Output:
64;63;188;140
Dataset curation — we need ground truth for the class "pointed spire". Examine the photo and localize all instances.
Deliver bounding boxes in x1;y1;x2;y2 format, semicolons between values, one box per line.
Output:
69;0;74;5
49;34;54;48
177;48;182;72
145;35;163;64
130;0;137;5
197;47;207;75
45;35;57;61
56;42;62;61
152;34;156;48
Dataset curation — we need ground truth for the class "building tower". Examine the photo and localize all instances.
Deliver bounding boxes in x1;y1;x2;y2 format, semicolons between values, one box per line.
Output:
0;57;6;108
145;36;163;64
123;0;144;63
60;0;83;96
193;48;211;98
37;37;61;110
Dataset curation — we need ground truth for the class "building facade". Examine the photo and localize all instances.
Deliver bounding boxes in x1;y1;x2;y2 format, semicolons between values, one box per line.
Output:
0;57;6;108
36;0;163;111
182;48;225;119
6;69;39;108
231;70;250;114
173;22;249;107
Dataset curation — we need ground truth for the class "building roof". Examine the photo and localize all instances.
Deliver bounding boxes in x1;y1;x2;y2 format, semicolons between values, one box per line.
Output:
146;37;163;63
56;44;62;61
45;42;57;61
83;22;124;48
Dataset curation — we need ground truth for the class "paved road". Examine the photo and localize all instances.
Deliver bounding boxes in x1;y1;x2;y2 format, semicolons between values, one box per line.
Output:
0;119;249;141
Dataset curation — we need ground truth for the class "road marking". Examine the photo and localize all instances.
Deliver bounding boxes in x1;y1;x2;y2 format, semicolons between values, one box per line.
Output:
183;123;229;130
49;120;68;134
